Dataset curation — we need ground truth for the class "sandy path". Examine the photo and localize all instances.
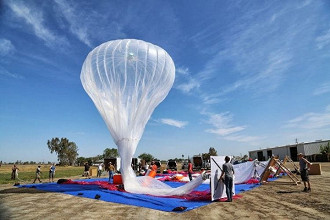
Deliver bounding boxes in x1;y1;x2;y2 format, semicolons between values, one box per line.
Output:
1;163;329;220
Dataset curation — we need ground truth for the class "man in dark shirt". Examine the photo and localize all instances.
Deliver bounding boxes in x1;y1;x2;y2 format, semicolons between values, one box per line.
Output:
84;162;90;179
298;153;311;192
220;156;235;202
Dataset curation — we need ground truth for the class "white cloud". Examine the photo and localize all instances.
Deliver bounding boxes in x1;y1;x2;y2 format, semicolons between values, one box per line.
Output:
0;39;15;56
0;67;23;79
203;112;245;136
326;105;330;112
174;66;200;94
159;118;188;128
219;49;292;96
316;29;330;50
200;93;224;105
188;2;322;102
313;82;330;96
202;111;262;144
54;0;92;47
6;1;66;48
176;67;189;76
284;107;330;129
223;134;263;145
176;79;200;94
206;126;245;136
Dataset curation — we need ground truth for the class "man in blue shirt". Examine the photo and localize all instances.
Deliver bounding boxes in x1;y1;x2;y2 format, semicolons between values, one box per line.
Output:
49;164;56;182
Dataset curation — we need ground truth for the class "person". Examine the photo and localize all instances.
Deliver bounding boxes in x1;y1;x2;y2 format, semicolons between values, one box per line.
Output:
49;164;56;182
138;162;142;172
151;161;157;172
188;160;193;181
108;162;115;182
11;164;19;180
144;162;149;172
84;162;90;179
97;163;103;178
298;153;312;192
33;165;42;183
220;156;235;202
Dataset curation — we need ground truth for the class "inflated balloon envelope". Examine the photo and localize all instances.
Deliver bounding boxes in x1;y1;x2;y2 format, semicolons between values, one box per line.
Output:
81;39;206;196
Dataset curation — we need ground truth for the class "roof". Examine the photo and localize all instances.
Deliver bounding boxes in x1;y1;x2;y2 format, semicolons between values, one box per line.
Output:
249;139;330;153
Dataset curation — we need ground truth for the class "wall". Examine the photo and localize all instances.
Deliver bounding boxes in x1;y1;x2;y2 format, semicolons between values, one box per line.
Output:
272;146;289;160
249;151;258;160
304;141;328;155
248;140;330;162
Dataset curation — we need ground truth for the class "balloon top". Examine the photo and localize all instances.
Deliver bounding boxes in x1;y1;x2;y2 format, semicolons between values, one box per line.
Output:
80;39;175;143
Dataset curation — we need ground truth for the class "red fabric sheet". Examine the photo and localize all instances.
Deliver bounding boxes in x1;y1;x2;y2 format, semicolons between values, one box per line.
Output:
61;179;243;201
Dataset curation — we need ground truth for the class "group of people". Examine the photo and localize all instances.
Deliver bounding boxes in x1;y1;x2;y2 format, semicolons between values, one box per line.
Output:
10;164;56;184
32;164;56;183
84;162;115;182
138;160;158;176
7;153;312;201
216;153;312;202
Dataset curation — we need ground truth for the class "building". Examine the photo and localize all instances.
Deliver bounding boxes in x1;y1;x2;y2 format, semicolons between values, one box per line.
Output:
249;140;330;161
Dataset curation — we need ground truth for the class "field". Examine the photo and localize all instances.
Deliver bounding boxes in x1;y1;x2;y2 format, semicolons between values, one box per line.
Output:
0;163;330;219
0;164;84;184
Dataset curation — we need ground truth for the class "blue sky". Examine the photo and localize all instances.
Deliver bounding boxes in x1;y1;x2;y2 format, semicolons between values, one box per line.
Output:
1;0;330;163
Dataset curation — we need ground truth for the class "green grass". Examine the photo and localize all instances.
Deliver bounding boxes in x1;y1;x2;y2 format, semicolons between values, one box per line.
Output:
0;165;85;184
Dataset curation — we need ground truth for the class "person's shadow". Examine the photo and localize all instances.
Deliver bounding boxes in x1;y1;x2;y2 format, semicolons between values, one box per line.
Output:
0;187;47;219
213;169;224;200
276;190;302;194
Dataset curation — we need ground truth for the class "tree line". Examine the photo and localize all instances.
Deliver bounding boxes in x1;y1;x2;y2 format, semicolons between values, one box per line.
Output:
47;137;222;166
47;137;121;165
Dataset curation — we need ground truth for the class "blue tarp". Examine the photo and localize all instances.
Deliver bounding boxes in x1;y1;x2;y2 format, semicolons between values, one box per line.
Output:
19;178;263;212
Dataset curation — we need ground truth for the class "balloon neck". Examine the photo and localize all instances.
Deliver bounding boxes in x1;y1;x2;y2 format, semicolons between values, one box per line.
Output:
116;137;139;146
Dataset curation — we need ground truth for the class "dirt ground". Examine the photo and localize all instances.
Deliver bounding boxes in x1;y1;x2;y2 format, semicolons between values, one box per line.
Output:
1;163;329;220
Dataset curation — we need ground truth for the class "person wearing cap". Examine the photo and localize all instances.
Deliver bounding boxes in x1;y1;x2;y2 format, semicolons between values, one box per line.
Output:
298;153;312;192
108;162;115;182
33;165;42;183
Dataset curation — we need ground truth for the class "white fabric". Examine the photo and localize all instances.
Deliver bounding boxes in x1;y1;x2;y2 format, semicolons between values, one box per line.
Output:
210;156;236;200
233;160;269;184
232;161;254;184
81;39;205;196
211;156;269;200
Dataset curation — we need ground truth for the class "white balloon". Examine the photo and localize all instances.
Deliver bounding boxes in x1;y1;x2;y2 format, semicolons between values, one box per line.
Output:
81;39;205;196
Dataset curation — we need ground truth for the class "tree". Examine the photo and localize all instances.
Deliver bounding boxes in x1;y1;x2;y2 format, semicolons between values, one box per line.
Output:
242;154;249;161
138;153;154;162
209;147;218;156
76;157;86;166
202;153;209;161
47;137;79;166
202;147;218;161
103;148;119;158
320;142;330;154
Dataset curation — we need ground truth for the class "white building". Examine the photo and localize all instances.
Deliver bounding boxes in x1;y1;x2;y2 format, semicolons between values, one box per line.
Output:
249;140;330;161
